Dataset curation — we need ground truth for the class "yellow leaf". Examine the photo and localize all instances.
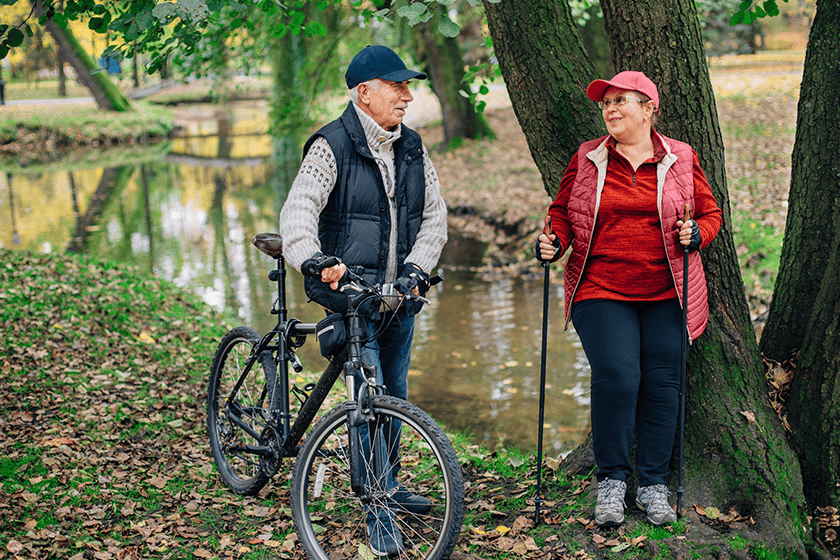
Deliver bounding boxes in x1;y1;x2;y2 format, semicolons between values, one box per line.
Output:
496;525;510;535
137;331;155;344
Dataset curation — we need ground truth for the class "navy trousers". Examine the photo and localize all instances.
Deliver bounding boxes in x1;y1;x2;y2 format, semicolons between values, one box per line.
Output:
571;298;684;486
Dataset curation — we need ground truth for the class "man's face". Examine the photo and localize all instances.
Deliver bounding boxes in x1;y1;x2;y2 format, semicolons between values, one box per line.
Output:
358;79;414;130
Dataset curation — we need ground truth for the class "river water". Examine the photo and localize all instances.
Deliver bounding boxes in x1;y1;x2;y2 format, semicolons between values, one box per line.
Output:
0;101;590;457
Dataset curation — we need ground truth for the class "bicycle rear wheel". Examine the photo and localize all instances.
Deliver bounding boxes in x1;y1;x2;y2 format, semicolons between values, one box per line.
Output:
291;395;464;560
207;326;274;495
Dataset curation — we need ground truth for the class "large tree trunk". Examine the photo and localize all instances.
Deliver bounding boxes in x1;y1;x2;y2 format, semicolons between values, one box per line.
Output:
485;0;815;555
760;0;840;512
483;0;603;199
34;2;130;112
412;14;494;148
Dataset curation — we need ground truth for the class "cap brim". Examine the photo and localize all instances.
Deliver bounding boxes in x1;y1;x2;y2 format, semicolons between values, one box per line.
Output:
379;69;427;83
586;79;611;102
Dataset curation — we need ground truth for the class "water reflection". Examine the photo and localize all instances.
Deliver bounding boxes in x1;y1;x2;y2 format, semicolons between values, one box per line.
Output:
0;102;590;456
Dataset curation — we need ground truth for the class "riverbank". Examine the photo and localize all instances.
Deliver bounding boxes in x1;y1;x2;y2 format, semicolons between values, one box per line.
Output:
6;249;827;560
0;101;174;168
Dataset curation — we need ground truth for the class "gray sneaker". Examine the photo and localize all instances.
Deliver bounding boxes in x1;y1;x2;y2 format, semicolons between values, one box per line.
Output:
635;484;677;525
594;478;627;526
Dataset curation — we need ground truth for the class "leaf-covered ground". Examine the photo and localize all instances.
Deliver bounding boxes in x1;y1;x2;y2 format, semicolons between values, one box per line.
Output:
3;54;837;560
2;248;836;560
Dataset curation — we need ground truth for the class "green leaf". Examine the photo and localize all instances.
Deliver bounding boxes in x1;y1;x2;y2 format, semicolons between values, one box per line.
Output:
764;0;780;16
396;4;425;18
437;15;460;38
136;10;153;30
484;36;493;49
729;11;745;25
754;5;766;17
290;10;306;29
305;21;327;37
738;0;753;11
0;45;8;59
6;27;24;47
52;12;69;28
479;84;489;95
272;22;288;38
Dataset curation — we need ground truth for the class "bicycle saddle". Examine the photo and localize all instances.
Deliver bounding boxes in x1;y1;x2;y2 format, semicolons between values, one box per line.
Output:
253;233;283;258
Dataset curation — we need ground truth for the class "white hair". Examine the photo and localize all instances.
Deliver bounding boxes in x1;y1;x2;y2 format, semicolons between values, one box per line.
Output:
349;78;383;104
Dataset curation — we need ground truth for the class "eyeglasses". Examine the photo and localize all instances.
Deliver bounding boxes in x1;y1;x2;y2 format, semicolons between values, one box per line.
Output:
598;95;649;109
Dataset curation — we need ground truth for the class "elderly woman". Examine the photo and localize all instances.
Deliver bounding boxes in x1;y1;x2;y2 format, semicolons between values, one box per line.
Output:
537;71;721;526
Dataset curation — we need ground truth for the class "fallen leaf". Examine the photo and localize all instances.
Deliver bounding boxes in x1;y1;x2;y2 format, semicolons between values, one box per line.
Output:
740;410;757;423
137;331;156;344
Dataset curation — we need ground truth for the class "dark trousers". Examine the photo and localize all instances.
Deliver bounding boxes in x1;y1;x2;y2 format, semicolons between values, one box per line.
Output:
571;298;683;487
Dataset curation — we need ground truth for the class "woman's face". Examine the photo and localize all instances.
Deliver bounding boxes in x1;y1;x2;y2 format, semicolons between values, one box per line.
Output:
601;86;654;143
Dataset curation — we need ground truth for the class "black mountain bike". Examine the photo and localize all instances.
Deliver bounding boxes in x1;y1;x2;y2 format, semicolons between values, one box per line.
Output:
207;233;464;560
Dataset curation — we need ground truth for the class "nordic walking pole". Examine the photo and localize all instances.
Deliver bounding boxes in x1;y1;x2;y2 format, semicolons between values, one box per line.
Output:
534;215;552;526
676;204;691;518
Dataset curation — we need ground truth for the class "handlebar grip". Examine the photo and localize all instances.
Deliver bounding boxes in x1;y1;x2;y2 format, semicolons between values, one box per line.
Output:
429;274;444;286
302;256;341;278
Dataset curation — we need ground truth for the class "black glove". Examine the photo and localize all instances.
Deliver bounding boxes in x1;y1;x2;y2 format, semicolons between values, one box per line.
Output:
300;253;341;278
686;221;702;251
394;263;431;296
535;236;560;263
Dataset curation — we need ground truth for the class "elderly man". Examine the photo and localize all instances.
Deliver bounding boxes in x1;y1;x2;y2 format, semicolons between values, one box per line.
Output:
278;45;447;556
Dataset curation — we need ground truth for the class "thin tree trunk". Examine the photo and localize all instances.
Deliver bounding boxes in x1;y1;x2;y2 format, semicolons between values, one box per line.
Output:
761;0;840;511
413;15;494;148
34;1;129;111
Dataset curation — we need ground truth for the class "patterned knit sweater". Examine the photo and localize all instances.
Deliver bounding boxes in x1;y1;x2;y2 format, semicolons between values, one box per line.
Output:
278;102;448;278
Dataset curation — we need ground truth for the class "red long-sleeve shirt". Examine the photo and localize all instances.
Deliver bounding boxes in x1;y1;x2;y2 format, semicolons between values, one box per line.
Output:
549;135;722;303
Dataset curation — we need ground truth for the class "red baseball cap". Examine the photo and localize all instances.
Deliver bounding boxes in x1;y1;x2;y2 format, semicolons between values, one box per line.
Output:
587;71;659;109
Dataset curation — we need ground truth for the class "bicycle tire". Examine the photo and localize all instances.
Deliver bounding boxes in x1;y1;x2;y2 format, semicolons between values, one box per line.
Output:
291;395;464;560
207;326;274;495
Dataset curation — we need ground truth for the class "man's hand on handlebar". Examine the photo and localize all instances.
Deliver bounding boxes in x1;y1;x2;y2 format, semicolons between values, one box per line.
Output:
394;263;430;297
301;253;347;290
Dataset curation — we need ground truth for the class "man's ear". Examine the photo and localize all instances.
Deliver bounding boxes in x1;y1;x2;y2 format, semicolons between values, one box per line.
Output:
356;83;369;104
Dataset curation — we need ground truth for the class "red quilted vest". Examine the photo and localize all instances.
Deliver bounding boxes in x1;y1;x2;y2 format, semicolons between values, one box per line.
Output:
562;132;710;342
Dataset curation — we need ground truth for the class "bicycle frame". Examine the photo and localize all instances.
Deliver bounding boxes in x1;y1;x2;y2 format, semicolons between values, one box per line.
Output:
220;252;377;472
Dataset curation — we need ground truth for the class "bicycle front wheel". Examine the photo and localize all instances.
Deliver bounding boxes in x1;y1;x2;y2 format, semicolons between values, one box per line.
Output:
291;395;464;560
207;326;273;495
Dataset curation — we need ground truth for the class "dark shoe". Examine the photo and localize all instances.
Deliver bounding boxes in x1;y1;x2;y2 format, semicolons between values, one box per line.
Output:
636;484;677;525
391;486;432;514
367;507;404;557
594;478;626;526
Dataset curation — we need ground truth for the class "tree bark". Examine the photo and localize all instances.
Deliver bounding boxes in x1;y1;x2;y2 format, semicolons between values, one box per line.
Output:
760;0;840;364
34;2;130;112
413;15;495;148
485;0;815;555
761;0;840;511
483;0;603;199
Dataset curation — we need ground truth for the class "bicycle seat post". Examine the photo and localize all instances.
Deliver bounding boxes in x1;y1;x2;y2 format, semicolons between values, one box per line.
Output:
274;255;288;323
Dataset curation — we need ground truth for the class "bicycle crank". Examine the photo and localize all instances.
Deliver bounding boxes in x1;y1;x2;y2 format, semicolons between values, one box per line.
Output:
259;425;284;477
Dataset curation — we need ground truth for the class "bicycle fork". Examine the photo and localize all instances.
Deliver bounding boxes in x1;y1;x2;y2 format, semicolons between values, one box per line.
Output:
346;370;394;507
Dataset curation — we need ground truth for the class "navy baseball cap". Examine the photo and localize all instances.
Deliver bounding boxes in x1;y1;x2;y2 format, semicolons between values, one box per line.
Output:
345;45;427;89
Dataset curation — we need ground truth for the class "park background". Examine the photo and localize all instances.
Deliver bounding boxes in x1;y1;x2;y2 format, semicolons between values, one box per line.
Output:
1;1;835;559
